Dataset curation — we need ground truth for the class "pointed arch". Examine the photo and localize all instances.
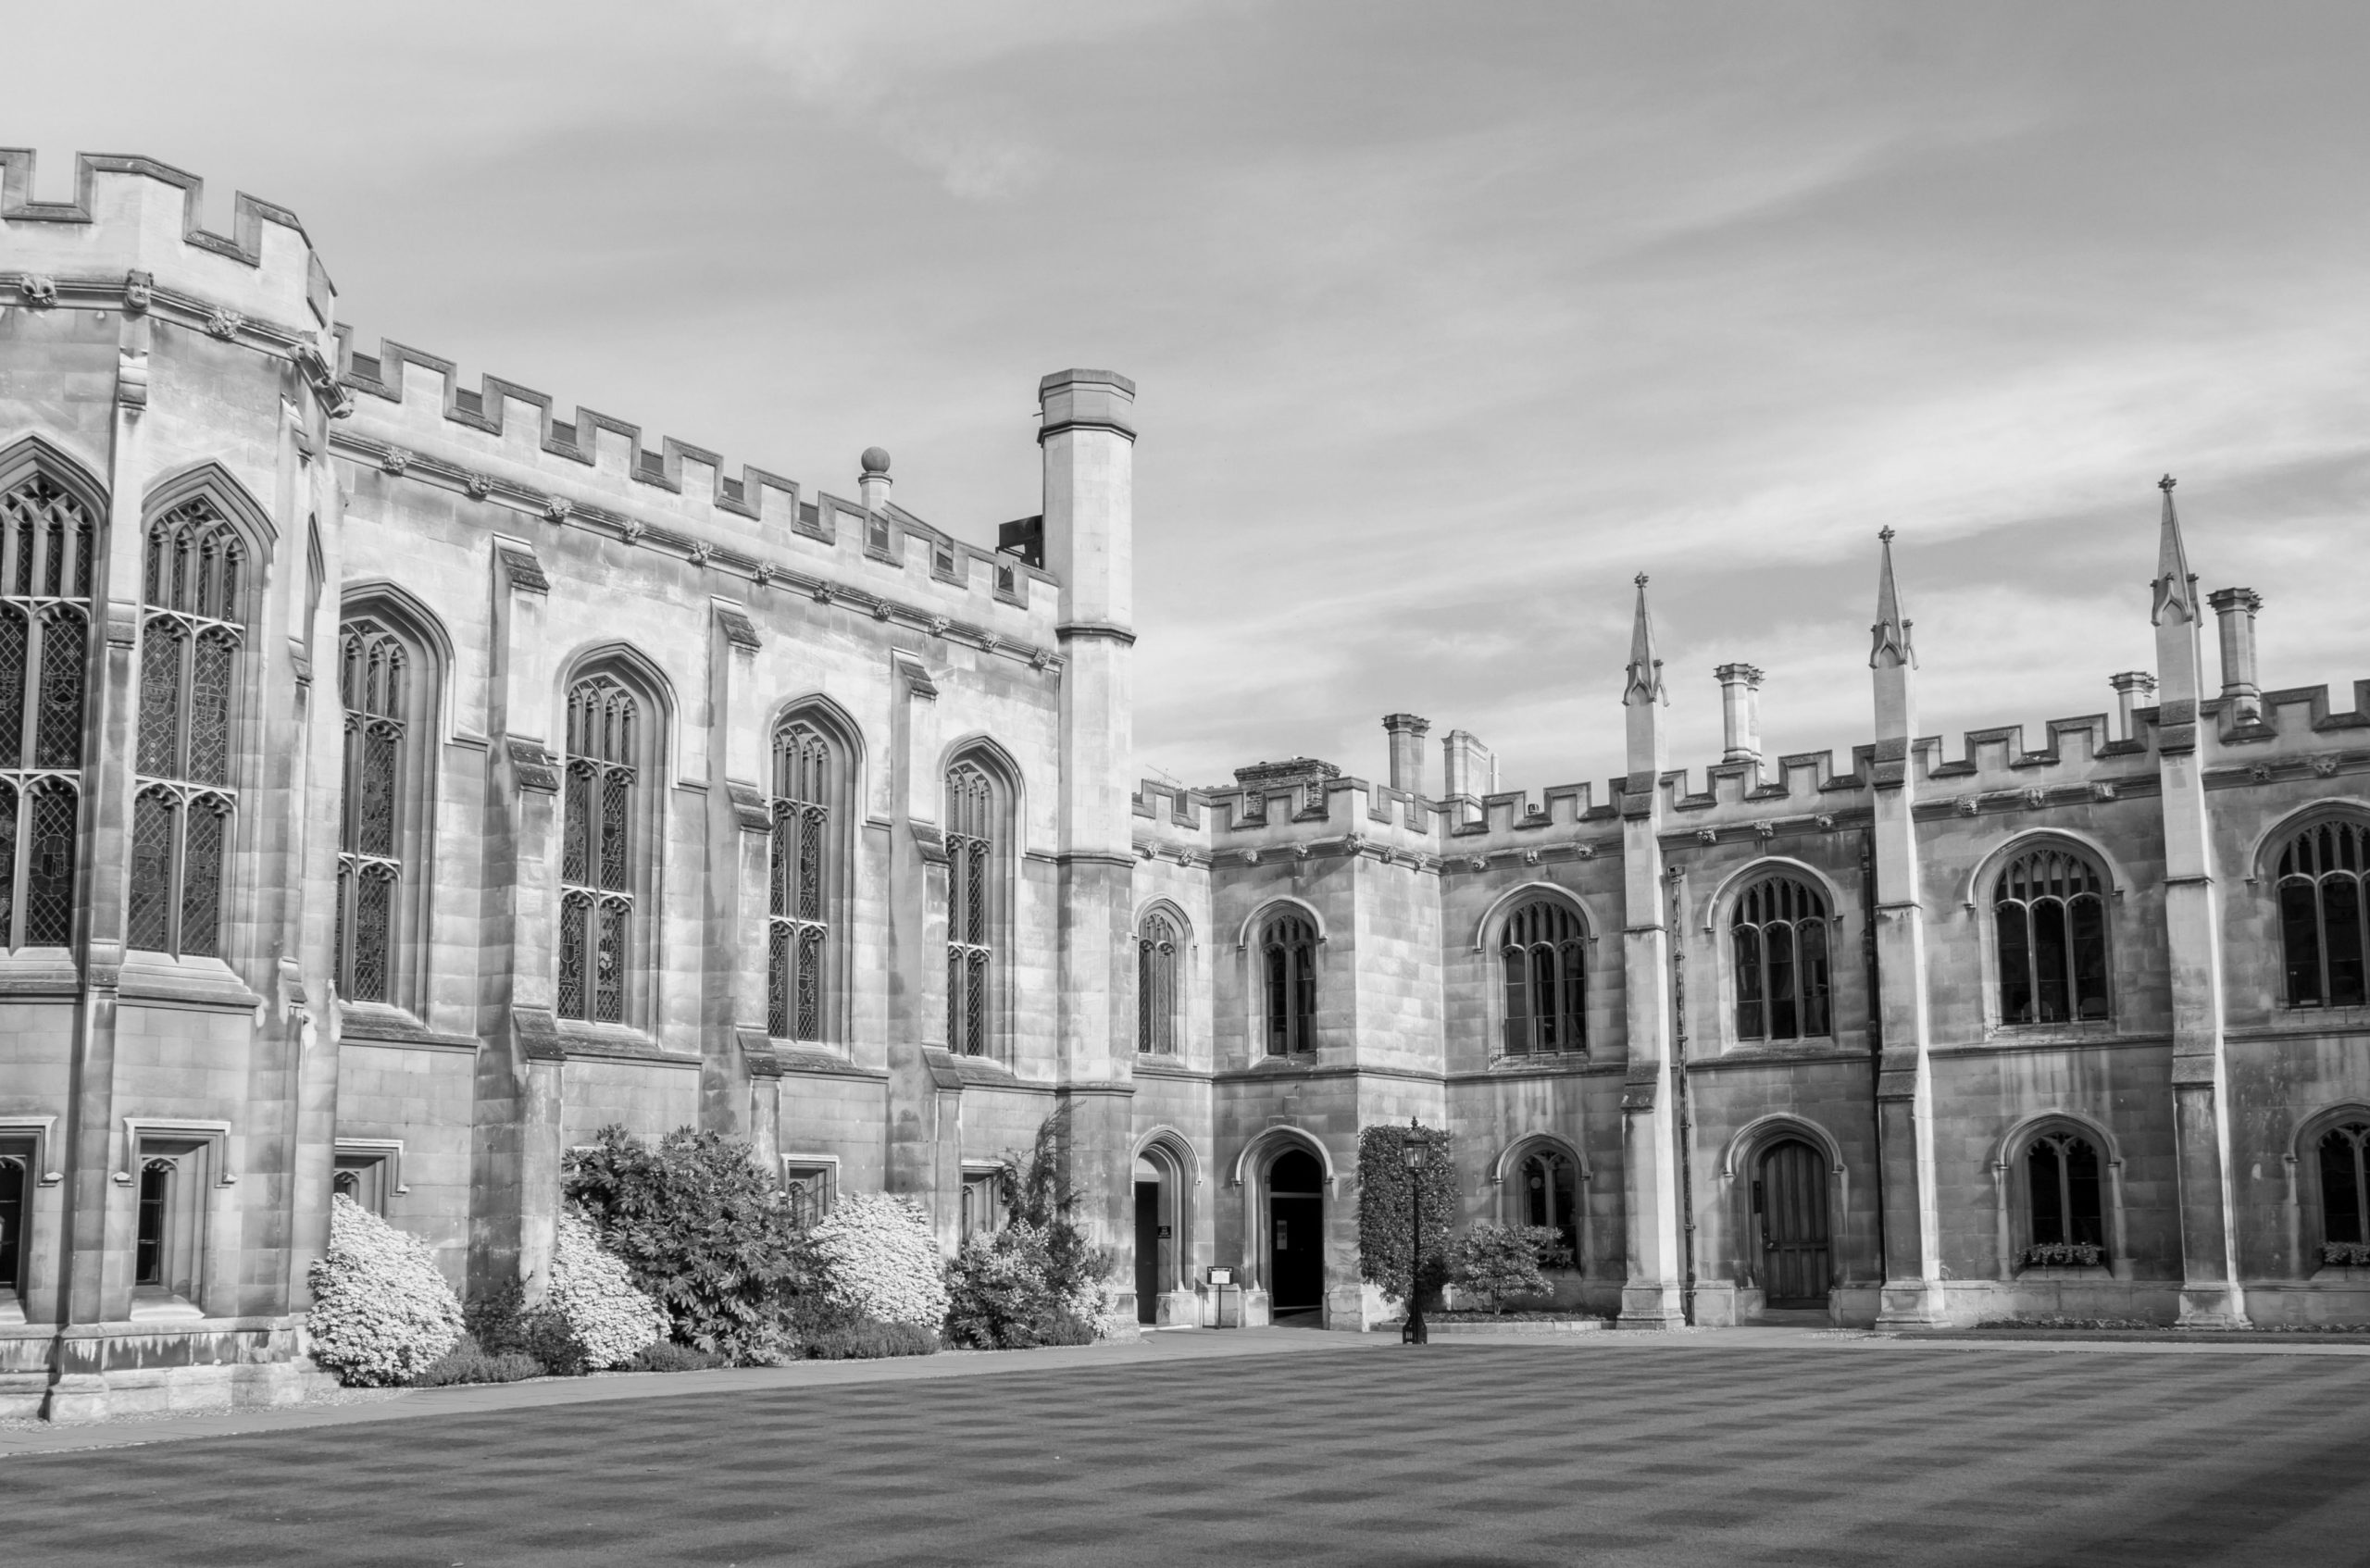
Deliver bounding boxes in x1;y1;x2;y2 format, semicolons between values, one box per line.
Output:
1470;879;1597;952
1698;854;1851;935
766;693;862;1047
942;737;1019;1060
1961;827;2131;912
0;433;108;523
143;459;278;553
555;643;670;1030
340;579;456;743
332;584;451;1016
1229;1124;1336;1188
767;691;867;790
555;639;679;783
2247;798;2370;886
939;731;1027;844
1135;1125;1205;1188
1235;893;1328;952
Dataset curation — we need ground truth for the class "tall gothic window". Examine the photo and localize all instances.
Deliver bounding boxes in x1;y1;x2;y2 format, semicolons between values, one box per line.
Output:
1262;913;1317;1055
2277;820;2370;1009
768;721;833;1042
2320;1121;2370;1256
1501;899;1585;1055
334;625;405;1002
945;762;994;1055
1517;1147;1579;1263
2026;1130;2105;1258
560;676;637;1024
1732;875;1830;1042
131;499;243;957
0;472;94;949
1994;847;2110;1025
1138;912;1179;1054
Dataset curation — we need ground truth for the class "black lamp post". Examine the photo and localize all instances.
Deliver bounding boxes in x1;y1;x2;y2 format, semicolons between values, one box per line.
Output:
1401;1122;1433;1345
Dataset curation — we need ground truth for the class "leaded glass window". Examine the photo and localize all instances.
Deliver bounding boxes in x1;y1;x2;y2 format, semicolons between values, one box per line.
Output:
1501;900;1586;1055
1138;913;1179;1053
767;722;832;1042
1994;848;2110;1025
0;473;93;948
2026;1131;2105;1254
131;497;243;957
945;762;994;1056
1262;914;1318;1055
2277;820;2370;1009
560;676;637;1024
1519;1149;1579;1263
1731;876;1830;1042
2319;1122;2370;1251
335;624;406;1003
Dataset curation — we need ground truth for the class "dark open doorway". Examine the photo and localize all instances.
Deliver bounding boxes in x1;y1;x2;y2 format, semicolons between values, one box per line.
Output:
1268;1148;1325;1323
1134;1168;1162;1325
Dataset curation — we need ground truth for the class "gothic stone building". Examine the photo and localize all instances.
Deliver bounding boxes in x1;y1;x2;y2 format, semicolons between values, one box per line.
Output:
3;152;2368;1419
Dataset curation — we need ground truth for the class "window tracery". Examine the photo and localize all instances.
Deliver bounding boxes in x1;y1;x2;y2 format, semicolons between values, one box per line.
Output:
1516;1146;1579;1262
1500;899;1585;1055
2277;820;2370;1008
944;761;994;1055
560;675;637;1024
1993;847;2111;1025
2318;1121;2370;1263
335;624;405;1003
1731;875;1829;1042
767;721;835;1042
1262;914;1317;1055
131;497;243;957
1138;912;1179;1053
2025;1130;2105;1263
0;473;93;949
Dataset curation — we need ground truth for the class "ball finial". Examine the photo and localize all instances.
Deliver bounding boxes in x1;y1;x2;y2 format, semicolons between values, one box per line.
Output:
860;446;892;477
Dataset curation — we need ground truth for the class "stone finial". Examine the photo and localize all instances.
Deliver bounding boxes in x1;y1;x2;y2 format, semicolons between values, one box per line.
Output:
858;447;892;513
1870;529;1914;669
1621;576;1666;708
2151;474;2197;628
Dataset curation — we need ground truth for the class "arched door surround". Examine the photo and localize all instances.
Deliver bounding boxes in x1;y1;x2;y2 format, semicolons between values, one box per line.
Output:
1720;1115;1847;1306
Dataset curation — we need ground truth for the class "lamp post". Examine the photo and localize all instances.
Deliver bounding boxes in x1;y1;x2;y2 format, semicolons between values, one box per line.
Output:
1402;1122;1433;1345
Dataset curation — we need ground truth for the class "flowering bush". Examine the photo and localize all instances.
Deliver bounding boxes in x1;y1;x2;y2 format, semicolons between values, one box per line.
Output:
2323;1242;2370;1267
945;1222;1084;1348
546;1208;668;1369
807;1193;950;1330
2022;1241;2105;1268
565;1126;813;1363
1448;1223;1571;1313
306;1195;465;1387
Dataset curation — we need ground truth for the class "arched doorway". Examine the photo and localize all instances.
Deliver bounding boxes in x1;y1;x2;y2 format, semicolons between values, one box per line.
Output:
1133;1151;1171;1325
1755;1139;1830;1308
1267;1148;1325;1323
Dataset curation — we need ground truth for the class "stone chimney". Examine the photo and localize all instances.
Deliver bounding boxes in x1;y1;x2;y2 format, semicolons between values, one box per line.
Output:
858;446;892;512
2109;670;2158;743
1382;713;1430;795
1440;729;1497;821
1715;664;1764;764
2207;588;2264;725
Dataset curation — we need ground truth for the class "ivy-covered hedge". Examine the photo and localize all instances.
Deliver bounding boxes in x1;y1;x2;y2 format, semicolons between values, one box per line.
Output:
1356;1124;1457;1308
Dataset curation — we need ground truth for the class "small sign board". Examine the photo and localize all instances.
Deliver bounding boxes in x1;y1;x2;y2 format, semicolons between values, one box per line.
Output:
1206;1265;1235;1287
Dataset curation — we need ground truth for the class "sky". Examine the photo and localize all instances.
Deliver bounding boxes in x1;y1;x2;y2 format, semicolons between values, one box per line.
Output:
11;2;2367;796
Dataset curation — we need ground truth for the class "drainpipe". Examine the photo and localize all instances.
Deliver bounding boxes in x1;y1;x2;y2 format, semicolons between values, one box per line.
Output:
1666;867;1698;1326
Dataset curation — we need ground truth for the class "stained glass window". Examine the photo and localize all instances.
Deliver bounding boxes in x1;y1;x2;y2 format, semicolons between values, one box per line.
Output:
1732;876;1830;1042
0;472;95;949
2277;820;2370;1009
335;623;406;1003
129;496;243;957
1501;900;1586;1056
1994;847;2111;1025
945;762;994;1055
1138;913;1178;1053
559;676;637;1024
1262;915;1318;1055
767;722;834;1043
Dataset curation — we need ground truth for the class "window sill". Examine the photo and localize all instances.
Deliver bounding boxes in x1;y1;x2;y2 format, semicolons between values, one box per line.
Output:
2309;1264;2370;1283
0;948;80;995
339;1004;478;1051
2014;1263;2115;1281
119;953;263;1012
1987;1020;2117;1044
555;1025;699;1068
0;1294;23;1325
129;1289;206;1321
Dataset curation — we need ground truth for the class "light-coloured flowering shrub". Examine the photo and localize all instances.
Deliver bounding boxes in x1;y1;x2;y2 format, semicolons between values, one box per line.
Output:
545;1208;668;1369
306;1195;465;1387
807;1194;950;1329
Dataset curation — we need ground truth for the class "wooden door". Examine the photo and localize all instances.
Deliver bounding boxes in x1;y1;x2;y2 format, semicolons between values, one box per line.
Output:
1134;1181;1161;1325
1756;1139;1830;1307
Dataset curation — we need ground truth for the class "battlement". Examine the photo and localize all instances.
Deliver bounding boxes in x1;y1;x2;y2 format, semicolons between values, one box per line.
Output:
0;149;331;331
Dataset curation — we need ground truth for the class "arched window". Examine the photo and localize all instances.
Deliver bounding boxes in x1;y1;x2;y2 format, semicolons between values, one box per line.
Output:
768;720;836;1042
0;471;94;950
1994;847;2110;1025
2319;1121;2370;1262
1262;914;1317;1055
560;675;638;1024
334;624;405;1002
1516;1147;1579;1263
1731;876;1829;1042
945;761;995;1055
1138;911;1179;1054
2026;1131;2105;1263
2277;820;2370;1009
1501;900;1585;1055
131;498;243;957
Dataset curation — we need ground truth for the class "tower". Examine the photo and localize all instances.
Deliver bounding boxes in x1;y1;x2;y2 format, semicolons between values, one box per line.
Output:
1616;576;1685;1327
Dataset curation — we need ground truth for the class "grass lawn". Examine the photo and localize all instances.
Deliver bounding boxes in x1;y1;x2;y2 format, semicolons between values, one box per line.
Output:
11;1341;2370;1566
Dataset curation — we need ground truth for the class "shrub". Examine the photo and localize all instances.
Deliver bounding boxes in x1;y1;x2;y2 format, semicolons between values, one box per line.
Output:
946;1222;1079;1349
547;1208;668;1369
627;1340;730;1372
408;1334;545;1387
1356;1124;1457;1308
2022;1242;2105;1268
463;1279;588;1375
564;1126;813;1363
801;1317;941;1360
306;1194;465;1387
2323;1242;2370;1267
808;1193;952;1331
1449;1223;1571;1313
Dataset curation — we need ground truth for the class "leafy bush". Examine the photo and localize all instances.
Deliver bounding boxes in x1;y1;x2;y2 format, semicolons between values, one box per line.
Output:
306;1194;465;1387
801;1317;942;1360
2021;1242;2105;1268
1448;1223;1572;1313
1356;1124;1457;1307
463;1280;588;1375
2323;1242;2370;1267
408;1334;545;1387
627;1340;730;1372
564;1126;814;1363
547;1208;668;1369
942;1111;1115;1348
807;1193;951;1331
